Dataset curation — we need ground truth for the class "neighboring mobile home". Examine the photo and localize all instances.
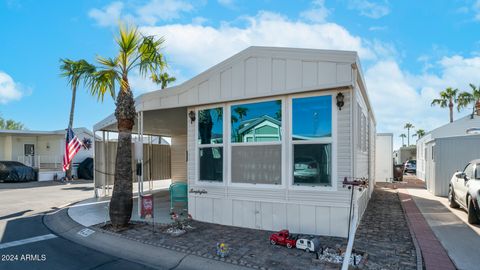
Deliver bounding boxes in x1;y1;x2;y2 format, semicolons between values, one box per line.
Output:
94;46;376;237
417;114;480;196
0;128;94;181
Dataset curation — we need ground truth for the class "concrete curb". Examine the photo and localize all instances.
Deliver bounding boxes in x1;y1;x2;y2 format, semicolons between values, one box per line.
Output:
43;209;252;270
397;190;424;270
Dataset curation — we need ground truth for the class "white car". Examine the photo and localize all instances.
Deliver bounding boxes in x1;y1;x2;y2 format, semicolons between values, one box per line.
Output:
296;237;320;253
294;157;320;180
448;159;480;224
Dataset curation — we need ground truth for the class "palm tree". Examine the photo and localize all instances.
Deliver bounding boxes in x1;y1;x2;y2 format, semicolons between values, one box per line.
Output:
411;129;425;141
458;83;480;118
399;134;406;147
415;129;425;139
431;87;459;123
60;59;96;179
0;116;25;130
151;72;176;89
85;25;166;228
404;123;414;146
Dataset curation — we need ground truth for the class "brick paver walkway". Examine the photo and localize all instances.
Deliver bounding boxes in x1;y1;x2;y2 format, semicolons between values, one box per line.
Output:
98;221;346;270
353;187;418;270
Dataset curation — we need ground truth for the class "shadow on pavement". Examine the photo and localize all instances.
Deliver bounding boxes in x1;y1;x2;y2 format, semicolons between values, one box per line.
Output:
0;180;92;190
0;210;33;221
61;186;94;191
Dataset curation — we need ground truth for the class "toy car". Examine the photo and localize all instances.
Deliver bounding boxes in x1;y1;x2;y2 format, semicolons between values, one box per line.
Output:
296;237;320;253
269;230;297;248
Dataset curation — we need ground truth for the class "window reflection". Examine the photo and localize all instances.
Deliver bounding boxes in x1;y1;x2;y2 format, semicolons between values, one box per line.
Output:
293;144;331;186
231;100;282;143
199;147;223;181
292;96;332;140
198;108;223;144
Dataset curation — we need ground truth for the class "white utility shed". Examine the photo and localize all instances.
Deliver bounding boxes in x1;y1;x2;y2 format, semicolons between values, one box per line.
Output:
417;114;480;196
94;46;376;237
375;133;393;182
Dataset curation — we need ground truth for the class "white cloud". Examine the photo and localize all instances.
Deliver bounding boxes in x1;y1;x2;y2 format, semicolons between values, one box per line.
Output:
348;0;390;19
300;0;331;23
88;1;125;27
368;26;387;31
218;0;235;9
88;0;194;27
0;71;25;104
136;0;194;25
474;0;480;21
366;56;480;149
140;11;376;73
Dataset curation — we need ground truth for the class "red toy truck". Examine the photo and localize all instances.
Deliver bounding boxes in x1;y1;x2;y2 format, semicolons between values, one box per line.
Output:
269;230;297;248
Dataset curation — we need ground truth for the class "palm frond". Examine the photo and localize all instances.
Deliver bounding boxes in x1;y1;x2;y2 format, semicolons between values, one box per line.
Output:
88;69;119;101
135;35;166;76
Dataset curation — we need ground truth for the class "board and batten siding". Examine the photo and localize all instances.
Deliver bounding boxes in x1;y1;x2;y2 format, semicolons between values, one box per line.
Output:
431;135;480;196
187;89;354;237
131;48;356;115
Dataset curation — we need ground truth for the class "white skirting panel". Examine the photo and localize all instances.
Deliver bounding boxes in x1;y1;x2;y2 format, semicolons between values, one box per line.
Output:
189;194;350;237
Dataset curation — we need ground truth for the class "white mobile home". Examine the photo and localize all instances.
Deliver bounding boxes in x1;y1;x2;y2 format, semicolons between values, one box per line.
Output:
375;133;393;182
417;115;480;196
94;47;376;237
0;128;94;181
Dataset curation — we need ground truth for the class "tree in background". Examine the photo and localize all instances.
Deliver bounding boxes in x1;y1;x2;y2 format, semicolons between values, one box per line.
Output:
431;87;459;123
59;59;96;180
83;25;166;229
412;129;425;141
0;116;25;130
404;123;414;146
151;72;176;89
400;133;407;147
458;83;480;118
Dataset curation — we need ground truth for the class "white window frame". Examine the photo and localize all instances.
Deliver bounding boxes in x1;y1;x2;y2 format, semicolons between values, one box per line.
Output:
195;104;227;186
288;91;337;191
227;96;286;188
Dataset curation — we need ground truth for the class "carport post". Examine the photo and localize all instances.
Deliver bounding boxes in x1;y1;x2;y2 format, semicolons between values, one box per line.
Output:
102;131;106;197
136;111;144;218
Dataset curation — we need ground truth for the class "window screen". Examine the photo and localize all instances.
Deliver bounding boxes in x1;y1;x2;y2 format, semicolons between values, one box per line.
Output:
231;145;281;184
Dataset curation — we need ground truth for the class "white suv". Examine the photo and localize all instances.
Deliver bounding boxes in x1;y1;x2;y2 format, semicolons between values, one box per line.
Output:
448;159;480;224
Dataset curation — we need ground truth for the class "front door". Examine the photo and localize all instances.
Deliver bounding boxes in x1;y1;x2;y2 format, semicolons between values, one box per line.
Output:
24;144;35;166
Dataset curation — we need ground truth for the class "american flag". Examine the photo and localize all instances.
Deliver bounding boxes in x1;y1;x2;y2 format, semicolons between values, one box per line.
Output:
63;128;82;171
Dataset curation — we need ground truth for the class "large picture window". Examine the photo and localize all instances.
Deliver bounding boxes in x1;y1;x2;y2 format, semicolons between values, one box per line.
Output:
230;100;282;184
292;95;332;187
198;107;223;182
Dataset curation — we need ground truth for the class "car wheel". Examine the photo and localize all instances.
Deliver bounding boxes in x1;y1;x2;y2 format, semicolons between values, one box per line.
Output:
467;197;479;224
286;243;292;249
270;239;276;245
448;186;459;208
305;248;310;253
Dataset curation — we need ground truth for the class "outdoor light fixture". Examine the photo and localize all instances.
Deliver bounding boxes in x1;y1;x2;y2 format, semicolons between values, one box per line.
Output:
336;92;345;110
189;110;196;123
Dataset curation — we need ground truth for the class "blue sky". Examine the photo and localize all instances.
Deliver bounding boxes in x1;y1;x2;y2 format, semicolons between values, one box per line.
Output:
1;0;480;148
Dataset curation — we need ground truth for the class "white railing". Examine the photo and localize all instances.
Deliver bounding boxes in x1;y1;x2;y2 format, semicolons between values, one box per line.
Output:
17;155;63;170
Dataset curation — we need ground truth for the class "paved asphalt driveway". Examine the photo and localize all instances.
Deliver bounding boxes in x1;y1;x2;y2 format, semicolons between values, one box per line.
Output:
0;180;153;270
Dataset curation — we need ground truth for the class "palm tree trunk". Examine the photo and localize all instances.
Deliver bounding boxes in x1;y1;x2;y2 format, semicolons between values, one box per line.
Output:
407;129;410;146
449;99;454;123
66;83;77;180
109;81;136;228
